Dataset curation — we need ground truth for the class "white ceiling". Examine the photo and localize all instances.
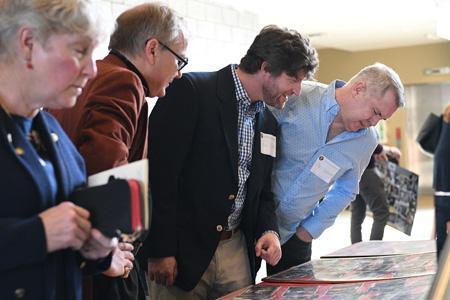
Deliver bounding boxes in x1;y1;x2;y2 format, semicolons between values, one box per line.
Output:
214;0;448;51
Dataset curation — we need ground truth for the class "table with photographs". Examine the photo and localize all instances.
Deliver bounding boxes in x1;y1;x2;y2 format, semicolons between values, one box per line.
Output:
224;276;434;300
219;240;438;300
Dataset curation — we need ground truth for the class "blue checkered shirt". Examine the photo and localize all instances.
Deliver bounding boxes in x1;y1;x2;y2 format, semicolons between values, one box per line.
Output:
227;65;265;230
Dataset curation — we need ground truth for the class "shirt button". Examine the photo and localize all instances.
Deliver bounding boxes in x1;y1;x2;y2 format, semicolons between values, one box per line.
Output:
14;288;26;299
227;194;235;200
216;225;223;232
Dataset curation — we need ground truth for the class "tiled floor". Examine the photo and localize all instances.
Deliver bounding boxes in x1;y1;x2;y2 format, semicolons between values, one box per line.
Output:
256;194;435;282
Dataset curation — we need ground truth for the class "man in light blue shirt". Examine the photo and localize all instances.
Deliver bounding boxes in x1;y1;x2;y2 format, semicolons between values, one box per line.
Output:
268;63;405;274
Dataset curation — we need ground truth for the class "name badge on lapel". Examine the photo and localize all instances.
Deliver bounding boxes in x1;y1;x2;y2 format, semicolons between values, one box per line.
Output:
260;132;276;157
310;155;340;183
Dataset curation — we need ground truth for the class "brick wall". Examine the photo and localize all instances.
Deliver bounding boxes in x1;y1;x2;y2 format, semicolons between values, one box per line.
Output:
95;0;260;72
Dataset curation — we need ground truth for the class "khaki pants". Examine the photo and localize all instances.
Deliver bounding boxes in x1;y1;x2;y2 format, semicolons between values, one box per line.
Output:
149;230;252;300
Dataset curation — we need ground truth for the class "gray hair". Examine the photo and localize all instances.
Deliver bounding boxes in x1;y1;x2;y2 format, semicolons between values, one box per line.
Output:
348;62;405;107
108;2;186;57
0;0;105;62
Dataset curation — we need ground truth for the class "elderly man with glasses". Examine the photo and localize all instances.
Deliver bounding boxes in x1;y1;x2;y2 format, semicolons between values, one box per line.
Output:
49;3;187;300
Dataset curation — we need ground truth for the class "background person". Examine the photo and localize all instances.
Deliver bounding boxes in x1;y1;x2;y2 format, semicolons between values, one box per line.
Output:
0;0;116;299
433;103;450;258
350;144;401;244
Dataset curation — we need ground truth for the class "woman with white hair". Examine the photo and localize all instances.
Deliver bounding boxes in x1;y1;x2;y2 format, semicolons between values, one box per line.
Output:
0;1;117;299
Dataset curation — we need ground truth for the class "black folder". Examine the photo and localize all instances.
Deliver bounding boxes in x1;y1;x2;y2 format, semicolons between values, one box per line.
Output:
70;178;148;242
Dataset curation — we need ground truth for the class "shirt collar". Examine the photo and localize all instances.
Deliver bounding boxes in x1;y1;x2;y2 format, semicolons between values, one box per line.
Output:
325;79;346;117
230;64;265;116
11;114;33;136
109;49;150;97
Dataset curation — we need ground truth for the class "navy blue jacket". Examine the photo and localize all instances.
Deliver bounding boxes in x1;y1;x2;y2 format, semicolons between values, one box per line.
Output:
0;108;108;300
142;65;279;291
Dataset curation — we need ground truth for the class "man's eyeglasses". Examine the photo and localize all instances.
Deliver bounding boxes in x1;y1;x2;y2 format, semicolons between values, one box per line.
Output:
158;40;188;71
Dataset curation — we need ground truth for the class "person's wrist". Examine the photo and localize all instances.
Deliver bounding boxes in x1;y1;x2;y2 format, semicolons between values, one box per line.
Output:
262;230;280;241
296;226;313;242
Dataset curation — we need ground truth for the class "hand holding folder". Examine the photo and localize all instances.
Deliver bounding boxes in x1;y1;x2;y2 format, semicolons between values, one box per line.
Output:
70;159;150;243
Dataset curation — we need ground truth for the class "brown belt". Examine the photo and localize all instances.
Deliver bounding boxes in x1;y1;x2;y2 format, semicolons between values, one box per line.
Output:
219;229;238;241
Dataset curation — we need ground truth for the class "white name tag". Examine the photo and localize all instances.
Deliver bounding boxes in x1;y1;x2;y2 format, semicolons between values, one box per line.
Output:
310;155;340;184
260;132;276;157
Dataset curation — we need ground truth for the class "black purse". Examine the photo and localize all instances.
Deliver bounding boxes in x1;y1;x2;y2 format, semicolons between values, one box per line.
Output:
416;113;443;155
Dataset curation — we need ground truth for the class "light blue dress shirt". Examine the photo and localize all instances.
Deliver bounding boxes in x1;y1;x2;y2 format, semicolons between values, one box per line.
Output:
270;80;378;244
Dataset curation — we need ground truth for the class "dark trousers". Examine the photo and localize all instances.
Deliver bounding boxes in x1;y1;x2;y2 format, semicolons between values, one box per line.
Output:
435;195;450;258
84;264;147;300
266;233;312;275
85;240;148;300
350;168;389;244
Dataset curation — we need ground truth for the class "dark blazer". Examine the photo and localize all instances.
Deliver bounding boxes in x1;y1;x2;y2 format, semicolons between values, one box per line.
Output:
434;122;450;191
142;65;279;291
0;109;109;300
434;122;450;255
